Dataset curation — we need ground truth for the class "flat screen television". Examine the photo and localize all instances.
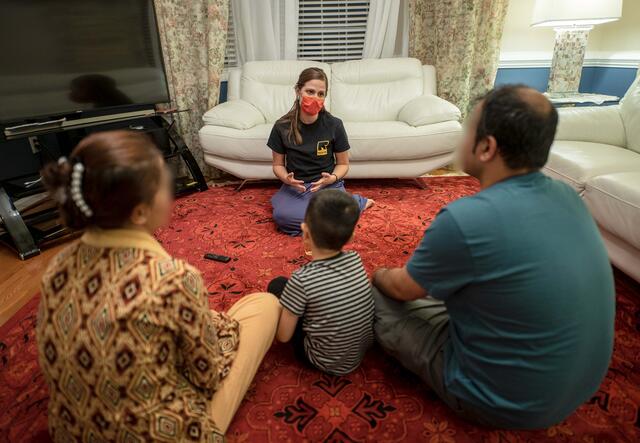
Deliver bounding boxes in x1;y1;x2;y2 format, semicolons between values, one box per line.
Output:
0;0;170;124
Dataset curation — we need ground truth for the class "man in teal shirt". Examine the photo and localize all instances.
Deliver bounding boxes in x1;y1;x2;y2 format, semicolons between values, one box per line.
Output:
373;85;615;429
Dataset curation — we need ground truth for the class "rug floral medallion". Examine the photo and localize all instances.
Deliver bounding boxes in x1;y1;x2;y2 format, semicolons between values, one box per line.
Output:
1;178;639;442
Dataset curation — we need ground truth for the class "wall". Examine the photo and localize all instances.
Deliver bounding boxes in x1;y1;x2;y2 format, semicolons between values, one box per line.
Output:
218;1;639;103
496;0;639;96
495;65;638;97
588;0;640;60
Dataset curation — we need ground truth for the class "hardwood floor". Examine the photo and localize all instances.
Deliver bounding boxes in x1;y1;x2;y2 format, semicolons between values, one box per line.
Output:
0;241;69;327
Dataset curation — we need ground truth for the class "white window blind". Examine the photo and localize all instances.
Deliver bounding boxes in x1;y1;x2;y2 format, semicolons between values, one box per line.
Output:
298;0;370;62
224;5;238;68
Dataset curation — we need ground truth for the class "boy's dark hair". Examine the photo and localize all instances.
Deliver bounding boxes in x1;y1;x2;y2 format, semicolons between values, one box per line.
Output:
304;189;360;250
475;84;558;170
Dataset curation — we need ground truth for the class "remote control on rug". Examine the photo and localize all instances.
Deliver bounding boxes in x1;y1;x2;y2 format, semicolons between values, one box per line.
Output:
204;253;231;263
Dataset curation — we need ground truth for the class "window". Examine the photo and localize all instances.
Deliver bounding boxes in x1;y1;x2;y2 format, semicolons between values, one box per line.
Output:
222;0;371;67
297;0;370;62
224;6;238;68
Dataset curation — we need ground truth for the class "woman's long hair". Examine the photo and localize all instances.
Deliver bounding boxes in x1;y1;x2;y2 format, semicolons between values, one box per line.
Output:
278;67;328;145
41;131;163;230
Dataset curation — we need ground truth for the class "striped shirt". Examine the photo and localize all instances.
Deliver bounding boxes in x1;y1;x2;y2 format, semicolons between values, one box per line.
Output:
280;251;374;375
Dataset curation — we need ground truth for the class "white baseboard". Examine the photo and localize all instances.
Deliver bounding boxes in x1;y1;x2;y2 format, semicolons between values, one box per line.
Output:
499;51;640;69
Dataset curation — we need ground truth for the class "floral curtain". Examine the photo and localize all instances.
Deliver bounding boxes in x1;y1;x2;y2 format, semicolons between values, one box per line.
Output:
154;0;229;177
408;0;509;117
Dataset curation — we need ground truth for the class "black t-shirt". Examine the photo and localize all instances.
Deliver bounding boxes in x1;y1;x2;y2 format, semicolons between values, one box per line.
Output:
267;111;350;183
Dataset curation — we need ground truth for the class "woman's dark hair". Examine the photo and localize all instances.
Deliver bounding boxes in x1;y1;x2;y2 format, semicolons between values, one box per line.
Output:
304;189;360;250
475;84;558;170
41;130;164;230
278;67;329;145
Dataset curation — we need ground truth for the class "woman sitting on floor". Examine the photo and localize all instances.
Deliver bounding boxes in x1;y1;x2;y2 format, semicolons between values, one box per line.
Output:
268;67;374;236
36;130;280;441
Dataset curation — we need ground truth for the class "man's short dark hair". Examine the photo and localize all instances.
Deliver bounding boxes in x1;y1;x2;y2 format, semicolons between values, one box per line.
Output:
475;85;558;170
304;189;360;250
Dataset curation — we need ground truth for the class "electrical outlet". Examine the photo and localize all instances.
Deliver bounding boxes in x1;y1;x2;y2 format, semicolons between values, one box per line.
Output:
28;136;41;154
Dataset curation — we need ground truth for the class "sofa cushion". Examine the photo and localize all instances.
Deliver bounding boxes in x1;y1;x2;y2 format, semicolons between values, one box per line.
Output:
345;121;461;161
543;141;640;192
555;105;626;148
240;60;332;123
584;172;640;250
620;69;640;153
202;153;455;181
200;123;273;162
330;58;423;122
202;99;265;129
398;95;460;127
200;120;462;163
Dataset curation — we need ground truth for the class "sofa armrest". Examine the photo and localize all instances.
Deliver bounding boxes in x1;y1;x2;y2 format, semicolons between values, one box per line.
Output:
555;105;626;147
202;99;265;130
226;68;243;101
422;65;437;95
398;95;461;127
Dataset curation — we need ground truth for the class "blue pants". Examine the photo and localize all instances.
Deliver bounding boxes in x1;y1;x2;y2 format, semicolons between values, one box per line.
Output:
271;181;367;236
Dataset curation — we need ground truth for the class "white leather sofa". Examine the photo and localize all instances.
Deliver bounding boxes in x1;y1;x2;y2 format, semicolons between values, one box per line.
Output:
544;69;640;282
199;58;462;179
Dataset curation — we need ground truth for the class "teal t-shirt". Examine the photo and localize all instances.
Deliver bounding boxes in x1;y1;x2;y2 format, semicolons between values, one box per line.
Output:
406;172;615;429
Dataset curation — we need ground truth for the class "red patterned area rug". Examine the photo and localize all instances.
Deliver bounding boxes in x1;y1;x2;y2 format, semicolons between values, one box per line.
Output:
1;177;639;443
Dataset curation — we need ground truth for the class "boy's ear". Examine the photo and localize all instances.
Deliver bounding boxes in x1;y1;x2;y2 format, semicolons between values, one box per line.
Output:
301;222;310;238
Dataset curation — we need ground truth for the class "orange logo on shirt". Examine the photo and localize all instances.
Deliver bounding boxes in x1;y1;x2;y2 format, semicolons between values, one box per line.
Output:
317;140;329;156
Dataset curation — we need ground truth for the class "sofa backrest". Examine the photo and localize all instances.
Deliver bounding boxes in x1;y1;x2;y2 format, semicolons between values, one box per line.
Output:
329;58;424;122
236;60;331;123
620;66;640;154
226;67;242;101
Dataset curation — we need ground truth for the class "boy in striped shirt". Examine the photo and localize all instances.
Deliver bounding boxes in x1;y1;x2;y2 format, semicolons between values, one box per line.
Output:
268;190;374;375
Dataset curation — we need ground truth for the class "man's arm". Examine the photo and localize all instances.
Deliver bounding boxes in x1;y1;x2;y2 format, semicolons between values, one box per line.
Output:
373;266;427;302
375;208;474;303
276;307;299;343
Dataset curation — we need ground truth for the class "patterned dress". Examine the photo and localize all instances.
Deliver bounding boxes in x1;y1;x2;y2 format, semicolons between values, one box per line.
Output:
36;229;239;442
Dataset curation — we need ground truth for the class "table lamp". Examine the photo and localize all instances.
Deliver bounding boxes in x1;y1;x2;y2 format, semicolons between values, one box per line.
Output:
531;0;623;93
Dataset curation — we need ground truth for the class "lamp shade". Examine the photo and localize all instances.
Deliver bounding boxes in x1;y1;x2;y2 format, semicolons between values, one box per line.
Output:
531;0;623;27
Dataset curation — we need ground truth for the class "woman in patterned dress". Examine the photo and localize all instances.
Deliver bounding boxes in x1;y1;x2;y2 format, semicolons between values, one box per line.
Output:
36;130;280;442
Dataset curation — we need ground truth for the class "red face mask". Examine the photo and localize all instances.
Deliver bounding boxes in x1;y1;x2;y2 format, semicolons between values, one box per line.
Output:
300;95;324;115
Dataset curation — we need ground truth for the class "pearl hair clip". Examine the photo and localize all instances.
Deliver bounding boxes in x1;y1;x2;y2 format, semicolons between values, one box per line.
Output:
52;157;69;204
69;160;93;218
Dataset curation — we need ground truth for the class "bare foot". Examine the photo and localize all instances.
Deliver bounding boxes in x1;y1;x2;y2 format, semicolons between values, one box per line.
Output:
365;199;375;210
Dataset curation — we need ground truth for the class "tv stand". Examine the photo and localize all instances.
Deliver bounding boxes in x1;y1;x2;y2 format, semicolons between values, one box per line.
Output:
0;111;207;260
0;187;40;259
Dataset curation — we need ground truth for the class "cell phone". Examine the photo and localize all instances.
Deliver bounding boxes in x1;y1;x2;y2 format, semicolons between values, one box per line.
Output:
204;253;231;263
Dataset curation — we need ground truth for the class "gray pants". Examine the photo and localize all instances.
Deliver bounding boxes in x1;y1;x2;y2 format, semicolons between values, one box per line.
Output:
373;287;492;426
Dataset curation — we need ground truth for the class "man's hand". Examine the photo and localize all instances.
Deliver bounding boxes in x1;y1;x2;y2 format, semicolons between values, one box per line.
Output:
285;172;306;192
373;268;389;286
310;172;337;192
373;266;428;302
